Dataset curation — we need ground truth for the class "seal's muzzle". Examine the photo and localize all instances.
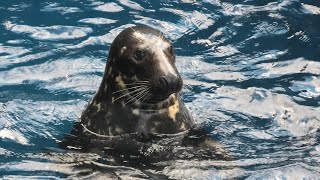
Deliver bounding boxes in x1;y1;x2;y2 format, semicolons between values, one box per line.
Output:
151;73;183;101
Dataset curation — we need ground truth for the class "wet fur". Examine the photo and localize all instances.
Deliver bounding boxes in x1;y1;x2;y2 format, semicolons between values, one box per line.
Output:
61;25;231;162
75;25;194;136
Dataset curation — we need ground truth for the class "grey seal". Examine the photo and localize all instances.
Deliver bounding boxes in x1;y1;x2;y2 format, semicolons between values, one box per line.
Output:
78;25;194;136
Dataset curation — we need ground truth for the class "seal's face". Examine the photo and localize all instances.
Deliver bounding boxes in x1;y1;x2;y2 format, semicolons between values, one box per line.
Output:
108;26;183;106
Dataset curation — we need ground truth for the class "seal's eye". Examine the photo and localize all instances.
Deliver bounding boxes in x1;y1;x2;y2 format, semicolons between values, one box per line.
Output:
168;45;176;62
134;50;145;61
169;45;174;54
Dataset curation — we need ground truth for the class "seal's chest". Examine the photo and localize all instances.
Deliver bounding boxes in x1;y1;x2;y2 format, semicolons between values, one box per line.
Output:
134;111;162;133
133;109;187;134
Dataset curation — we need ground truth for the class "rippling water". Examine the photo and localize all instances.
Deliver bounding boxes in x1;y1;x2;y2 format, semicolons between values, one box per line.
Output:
1;0;320;179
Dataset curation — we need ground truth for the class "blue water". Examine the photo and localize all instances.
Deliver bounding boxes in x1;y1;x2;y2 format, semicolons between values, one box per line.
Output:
0;0;320;179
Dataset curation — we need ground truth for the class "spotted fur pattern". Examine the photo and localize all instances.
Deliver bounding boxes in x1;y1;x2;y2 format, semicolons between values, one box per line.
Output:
78;25;194;136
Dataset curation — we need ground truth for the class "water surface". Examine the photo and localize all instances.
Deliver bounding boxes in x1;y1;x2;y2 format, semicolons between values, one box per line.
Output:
0;0;320;179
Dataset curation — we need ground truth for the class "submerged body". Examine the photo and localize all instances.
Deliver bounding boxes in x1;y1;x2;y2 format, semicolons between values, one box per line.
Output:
78;25;194;136
62;25;230;162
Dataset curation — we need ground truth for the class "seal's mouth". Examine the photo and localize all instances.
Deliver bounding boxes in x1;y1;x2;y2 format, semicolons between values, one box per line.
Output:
146;93;172;103
139;93;175;111
112;78;179;110
145;77;182;103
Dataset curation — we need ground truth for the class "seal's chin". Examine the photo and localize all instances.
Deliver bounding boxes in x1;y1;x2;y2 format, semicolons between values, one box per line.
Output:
145;91;176;104
146;86;178;104
148;94;171;103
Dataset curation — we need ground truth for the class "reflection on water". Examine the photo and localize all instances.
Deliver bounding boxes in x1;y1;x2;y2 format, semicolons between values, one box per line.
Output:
0;0;319;179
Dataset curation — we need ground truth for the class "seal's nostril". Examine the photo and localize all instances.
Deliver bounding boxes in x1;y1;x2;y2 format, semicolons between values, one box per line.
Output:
159;76;169;91
158;74;182;94
176;78;183;90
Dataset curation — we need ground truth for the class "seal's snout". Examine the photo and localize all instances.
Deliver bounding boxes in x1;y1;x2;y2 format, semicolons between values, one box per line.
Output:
158;73;183;95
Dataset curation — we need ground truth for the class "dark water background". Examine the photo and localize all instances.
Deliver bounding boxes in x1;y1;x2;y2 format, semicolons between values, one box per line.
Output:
0;0;320;179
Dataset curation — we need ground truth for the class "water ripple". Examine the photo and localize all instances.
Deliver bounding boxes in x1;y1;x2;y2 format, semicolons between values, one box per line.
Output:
93;2;124;13
41;2;82;15
78;18;117;25
0;0;319;179
4;21;92;41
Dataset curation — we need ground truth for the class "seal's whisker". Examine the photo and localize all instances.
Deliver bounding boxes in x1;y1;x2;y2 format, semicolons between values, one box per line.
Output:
137;80;149;82
127;87;151;105
112;85;148;94
183;84;193;91
141;78;152;82
128;80;149;83
114;87;147;101
125;83;149;86
124;81;150;86
113;87;148;102
124;87;151;105
132;80;149;83
131;88;151;105
141;93;151;103
123;88;148;105
139;109;162;113
136;89;151;105
137;91;151;105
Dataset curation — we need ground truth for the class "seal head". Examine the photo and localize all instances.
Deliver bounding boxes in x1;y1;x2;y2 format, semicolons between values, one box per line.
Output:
79;25;194;135
110;25;183;102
